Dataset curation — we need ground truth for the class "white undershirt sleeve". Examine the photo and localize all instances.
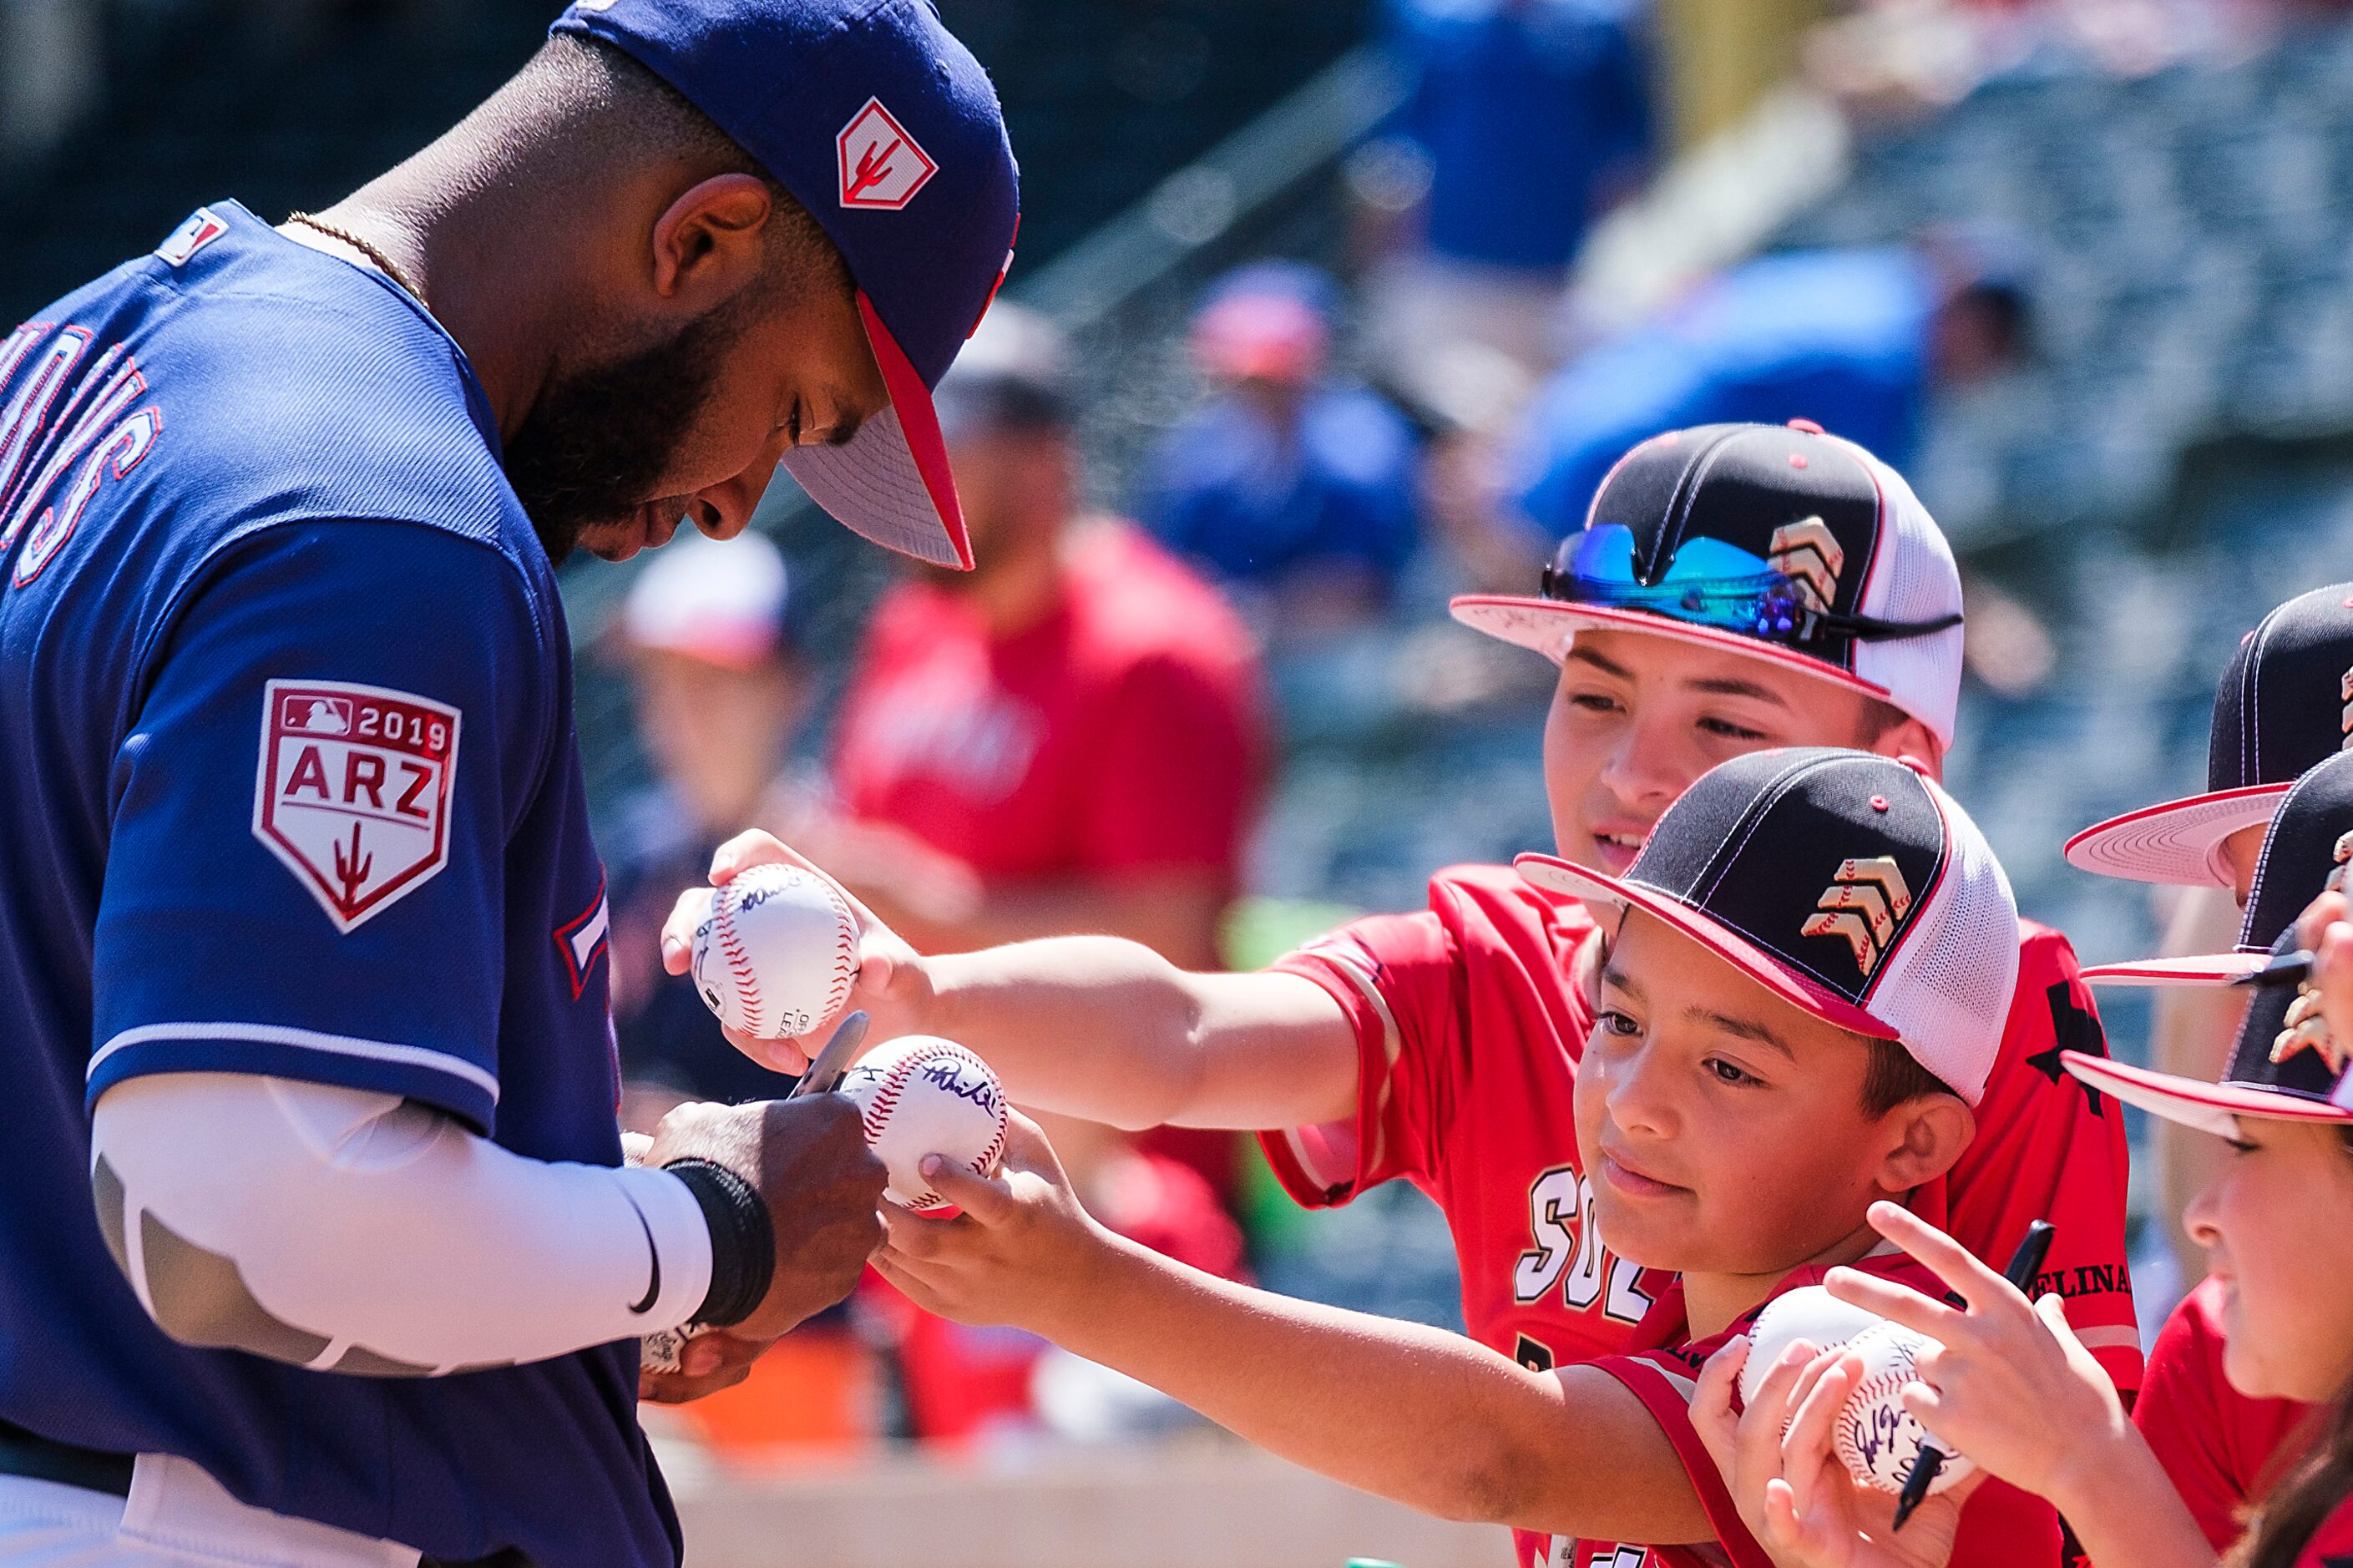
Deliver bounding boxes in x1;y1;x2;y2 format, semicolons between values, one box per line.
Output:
89;1070;712;1375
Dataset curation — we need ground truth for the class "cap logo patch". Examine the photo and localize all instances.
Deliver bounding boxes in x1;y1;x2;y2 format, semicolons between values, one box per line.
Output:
251;679;459;933
2274;982;2346;1073
1767;518;1844;612
1801;856;1914;975
2339;667;2352;751
837;99;938;211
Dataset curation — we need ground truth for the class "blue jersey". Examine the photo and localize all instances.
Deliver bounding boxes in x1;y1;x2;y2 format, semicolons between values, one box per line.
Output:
1511;247;1933;538
0;203;677;1566
1143;383;1421;596
1387;0;1654;273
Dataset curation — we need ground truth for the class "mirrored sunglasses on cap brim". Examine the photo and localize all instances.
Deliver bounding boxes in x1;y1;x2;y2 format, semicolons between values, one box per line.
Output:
1538;525;1961;650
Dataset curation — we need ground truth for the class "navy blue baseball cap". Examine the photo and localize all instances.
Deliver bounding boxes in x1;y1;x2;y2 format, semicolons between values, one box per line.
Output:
552;0;1020;570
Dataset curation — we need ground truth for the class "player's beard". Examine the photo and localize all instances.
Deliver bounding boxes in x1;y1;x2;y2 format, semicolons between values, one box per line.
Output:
502;299;751;564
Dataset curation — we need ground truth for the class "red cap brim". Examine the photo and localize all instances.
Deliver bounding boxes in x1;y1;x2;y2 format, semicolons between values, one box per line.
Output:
2061;1050;2353;1140
2078;951;2269;988
1451;593;1910;720
778;292;974;571
1514;851;1901;1042
2063;783;2290;888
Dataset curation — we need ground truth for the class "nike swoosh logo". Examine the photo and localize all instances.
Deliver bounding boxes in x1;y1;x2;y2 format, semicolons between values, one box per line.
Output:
624;1191;660;1314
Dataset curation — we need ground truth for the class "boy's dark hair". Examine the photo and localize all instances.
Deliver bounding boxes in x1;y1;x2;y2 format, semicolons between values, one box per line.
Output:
1860;1039;1957;1118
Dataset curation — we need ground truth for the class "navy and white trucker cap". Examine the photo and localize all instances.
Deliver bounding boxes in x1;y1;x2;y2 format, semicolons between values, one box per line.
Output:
2065;928;2353;1138
1516;747;2018;1105
553;0;1021;570
2082;749;2353;988
2067;583;2353;888
1453;422;1967;751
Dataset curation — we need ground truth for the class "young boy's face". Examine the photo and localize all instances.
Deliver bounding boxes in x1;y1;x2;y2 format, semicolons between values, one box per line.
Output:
1574;908;1956;1277
1542;630;1911;875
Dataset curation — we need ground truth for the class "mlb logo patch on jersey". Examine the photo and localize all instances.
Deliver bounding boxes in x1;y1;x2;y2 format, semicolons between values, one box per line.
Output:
154;209;228;267
837;99;937;210
251;680;459;933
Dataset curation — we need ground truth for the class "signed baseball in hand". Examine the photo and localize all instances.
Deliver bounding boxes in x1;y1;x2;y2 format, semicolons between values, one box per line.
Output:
1831;1322;1971;1495
690;863;858;1041
837;1036;1008;1215
1738;1286;1886;1404
1738;1287;1970;1497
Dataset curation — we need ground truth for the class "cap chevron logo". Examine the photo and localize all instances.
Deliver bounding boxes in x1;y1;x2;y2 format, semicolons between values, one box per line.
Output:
1767;517;1844;612
2339;666;2352;751
2274;982;2346;1072
1801;856;1914;976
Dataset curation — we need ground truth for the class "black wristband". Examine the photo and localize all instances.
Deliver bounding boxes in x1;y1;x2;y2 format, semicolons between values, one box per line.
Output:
663;1159;773;1330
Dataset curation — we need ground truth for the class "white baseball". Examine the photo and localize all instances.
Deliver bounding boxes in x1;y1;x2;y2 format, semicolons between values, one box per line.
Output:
1738;1286;1888;1404
1831;1323;1972;1496
836;1036;1009;1214
690;863;859;1041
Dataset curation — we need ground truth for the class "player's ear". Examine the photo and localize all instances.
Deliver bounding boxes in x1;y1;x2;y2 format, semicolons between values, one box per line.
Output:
648;173;774;308
1873;1092;1974;1195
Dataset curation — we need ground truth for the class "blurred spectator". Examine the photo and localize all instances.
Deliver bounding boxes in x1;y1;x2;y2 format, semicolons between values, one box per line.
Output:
1356;0;1656;408
1510;240;2029;539
605;530;815;1122
868;1110;1247;1449
826;302;1268;978
1141;262;1423;637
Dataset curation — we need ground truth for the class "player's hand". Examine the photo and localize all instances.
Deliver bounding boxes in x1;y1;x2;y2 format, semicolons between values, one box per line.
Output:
644;1095;886;1342
1823;1201;2130;1515
638;1328;775;1404
658;829;931;1075
869;1112;1108;1336
1693;1336;1971;1568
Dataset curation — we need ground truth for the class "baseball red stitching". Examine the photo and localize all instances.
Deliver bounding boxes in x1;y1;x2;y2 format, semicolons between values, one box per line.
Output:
1834;1346;1936;1494
716;885;763;1036
819;876;858;1020
863;1043;1004;1209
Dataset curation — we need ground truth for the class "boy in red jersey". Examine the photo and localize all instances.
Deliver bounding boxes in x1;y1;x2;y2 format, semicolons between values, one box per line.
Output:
882;749;2064;1565
664;423;2136;1560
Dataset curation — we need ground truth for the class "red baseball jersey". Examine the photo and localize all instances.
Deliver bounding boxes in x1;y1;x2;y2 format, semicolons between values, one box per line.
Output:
832;520;1265;887
1576;1253;2063;1568
2135;1276;2315;1550
1262;867;2140;1566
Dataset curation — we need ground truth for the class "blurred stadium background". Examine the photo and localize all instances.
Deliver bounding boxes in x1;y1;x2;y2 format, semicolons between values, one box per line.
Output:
10;0;2353;1560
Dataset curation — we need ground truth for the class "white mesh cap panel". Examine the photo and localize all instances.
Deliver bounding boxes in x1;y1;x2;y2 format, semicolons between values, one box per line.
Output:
779;407;964;568
1841;440;1964;751
1866;773;2018;1105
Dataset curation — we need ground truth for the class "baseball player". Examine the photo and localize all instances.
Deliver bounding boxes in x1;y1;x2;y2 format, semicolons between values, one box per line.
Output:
2069;746;2353;1551
885;750;2070;1565
2068;583;2353;1287
680;421;2139;1565
0;2;1015;1564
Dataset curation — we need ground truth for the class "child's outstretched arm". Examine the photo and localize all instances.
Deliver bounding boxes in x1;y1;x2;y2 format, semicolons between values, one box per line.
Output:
1821;1201;2214;1568
659;831;1360;1130
877;1115;1716;1545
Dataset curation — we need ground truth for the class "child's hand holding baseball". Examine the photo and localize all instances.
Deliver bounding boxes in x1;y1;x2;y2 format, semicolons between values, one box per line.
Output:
871;1110;1113;1336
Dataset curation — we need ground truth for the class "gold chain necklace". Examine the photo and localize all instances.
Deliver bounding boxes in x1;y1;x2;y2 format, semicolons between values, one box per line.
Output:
286;213;428;310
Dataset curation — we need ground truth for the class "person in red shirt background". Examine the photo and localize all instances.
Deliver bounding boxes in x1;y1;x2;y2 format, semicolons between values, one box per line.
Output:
811;303;1265;1439
820;301;1268;974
